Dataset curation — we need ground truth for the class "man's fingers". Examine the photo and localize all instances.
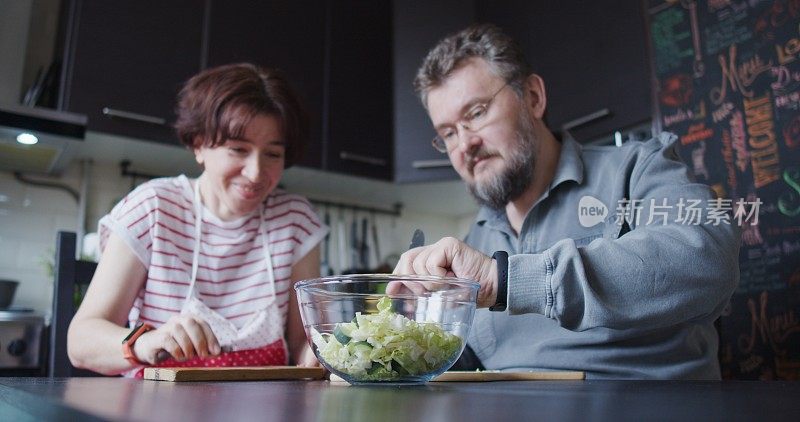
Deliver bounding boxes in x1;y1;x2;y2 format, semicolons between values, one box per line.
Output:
385;280;413;295
386;278;427;296
392;250;410;274
393;247;424;275
385;280;403;295
424;249;450;277
390;243;451;295
406;279;430;296
411;247;434;275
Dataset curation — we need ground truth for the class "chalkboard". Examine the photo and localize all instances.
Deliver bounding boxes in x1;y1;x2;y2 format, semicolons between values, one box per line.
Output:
647;0;800;380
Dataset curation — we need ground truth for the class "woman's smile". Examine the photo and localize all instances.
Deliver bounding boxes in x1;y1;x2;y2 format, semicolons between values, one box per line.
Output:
195;113;286;221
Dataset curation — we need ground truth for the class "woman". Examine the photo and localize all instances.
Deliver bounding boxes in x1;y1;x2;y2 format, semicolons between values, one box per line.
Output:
68;63;327;376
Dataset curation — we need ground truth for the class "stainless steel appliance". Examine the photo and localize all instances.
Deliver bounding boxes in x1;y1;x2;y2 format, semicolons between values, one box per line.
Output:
0;309;45;371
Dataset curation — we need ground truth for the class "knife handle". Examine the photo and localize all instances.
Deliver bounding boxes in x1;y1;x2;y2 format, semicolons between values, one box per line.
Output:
155;350;171;364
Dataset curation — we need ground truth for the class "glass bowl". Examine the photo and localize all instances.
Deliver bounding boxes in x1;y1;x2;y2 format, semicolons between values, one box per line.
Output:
295;274;479;385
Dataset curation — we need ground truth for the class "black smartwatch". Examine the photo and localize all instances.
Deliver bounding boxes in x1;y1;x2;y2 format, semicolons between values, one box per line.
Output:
489;251;508;312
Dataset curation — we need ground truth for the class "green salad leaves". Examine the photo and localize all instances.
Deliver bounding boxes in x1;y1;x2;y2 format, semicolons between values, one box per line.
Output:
311;296;462;381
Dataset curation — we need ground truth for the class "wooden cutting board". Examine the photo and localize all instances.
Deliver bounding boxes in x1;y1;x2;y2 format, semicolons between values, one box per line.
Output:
143;366;326;382
328;370;584;383
433;370;584;382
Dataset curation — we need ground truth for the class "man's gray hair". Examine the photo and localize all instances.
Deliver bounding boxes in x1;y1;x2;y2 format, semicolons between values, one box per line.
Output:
414;23;531;107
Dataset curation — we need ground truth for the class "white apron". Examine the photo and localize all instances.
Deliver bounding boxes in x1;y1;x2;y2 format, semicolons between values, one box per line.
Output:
180;177;287;353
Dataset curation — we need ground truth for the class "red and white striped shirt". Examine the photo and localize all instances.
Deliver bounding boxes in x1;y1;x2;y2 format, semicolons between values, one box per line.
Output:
99;175;327;330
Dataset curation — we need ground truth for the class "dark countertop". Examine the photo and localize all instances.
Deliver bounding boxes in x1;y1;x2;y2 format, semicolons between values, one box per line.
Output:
1;377;799;421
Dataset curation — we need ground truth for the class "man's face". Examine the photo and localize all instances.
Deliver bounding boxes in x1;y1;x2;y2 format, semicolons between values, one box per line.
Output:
426;58;538;209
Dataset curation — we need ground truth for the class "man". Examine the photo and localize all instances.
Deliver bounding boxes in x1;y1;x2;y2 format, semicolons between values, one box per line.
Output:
394;24;741;379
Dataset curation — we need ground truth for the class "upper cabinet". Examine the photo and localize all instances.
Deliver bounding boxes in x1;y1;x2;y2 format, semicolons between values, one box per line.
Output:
476;0;652;142
392;0;473;183
60;0;205;146
206;0;326;169
325;0;394;180
56;0;653;180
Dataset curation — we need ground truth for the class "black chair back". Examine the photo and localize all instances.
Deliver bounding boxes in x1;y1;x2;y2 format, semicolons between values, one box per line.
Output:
49;231;99;377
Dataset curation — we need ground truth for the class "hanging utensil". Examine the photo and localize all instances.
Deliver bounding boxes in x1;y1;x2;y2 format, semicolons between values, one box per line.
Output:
321;207;332;276
360;217;369;269
337;208;348;275
370;212;382;269
349;215;359;272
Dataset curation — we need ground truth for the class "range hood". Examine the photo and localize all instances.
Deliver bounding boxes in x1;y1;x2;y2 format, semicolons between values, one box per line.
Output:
0;103;87;175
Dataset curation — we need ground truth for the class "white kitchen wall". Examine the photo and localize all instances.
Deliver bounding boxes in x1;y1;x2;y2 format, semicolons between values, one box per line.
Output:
0;166;79;317
0;0;31;102
0;133;480;318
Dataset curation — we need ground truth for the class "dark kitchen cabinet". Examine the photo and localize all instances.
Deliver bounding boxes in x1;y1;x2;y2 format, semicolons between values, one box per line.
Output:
60;0;204;146
55;1;649;181
206;0;326;169
325;0;394;180
392;0;473;183
476;0;652;143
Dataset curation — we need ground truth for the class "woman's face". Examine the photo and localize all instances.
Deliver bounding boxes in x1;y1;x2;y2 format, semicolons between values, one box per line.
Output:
194;113;285;221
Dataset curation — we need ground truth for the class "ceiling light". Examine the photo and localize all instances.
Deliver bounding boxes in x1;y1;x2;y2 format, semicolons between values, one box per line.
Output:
17;132;38;145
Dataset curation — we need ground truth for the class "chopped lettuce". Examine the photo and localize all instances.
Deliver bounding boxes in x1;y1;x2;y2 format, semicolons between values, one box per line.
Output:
311;296;462;381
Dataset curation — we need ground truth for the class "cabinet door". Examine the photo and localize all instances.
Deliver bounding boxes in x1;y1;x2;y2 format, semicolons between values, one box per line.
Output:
206;0;325;169
326;0;393;180
392;0;472;183
61;0;204;145
477;0;652;143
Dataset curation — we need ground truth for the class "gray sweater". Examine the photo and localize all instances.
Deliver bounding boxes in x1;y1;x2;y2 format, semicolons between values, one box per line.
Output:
465;133;741;379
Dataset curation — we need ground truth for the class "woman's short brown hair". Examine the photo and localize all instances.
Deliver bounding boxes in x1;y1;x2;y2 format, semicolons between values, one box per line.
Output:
174;63;308;168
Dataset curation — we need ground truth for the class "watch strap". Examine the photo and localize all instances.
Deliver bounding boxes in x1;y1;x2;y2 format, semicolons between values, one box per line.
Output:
489;251;508;312
122;322;153;365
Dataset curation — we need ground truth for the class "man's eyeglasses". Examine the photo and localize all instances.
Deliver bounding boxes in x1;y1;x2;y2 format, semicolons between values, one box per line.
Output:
431;82;510;153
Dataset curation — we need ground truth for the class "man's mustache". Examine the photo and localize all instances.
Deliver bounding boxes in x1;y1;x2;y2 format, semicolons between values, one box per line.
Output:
467;149;499;172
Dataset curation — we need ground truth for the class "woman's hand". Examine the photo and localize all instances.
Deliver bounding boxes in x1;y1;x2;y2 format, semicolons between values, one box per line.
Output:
132;315;221;364
294;344;320;367
287;245;322;367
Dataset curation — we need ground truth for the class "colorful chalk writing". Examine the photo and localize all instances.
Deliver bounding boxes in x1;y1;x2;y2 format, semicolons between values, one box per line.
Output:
710;44;773;105
704;9;752;55
651;7;695;74
648;0;800;380
745;94;781;188
738;291;799;356
721;129;738;190
778;167;800;216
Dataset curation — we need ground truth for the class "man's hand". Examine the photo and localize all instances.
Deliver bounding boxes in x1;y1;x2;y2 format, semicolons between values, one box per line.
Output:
392;237;498;308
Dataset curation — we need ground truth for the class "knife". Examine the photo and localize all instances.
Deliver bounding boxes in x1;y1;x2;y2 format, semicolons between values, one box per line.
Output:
370;212;381;265
321;208;332;276
154;346;233;364
349;218;359;271
409;229;425;250
337;211;347;274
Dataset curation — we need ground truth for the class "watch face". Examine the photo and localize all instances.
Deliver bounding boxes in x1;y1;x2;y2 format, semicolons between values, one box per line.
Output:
122;321;145;343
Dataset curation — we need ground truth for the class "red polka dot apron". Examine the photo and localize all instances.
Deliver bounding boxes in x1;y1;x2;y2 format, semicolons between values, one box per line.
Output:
133;177;287;378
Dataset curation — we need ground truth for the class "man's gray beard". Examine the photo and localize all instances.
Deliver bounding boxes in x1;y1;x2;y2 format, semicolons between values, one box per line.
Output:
467;112;537;210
